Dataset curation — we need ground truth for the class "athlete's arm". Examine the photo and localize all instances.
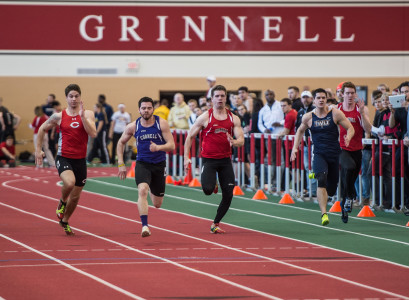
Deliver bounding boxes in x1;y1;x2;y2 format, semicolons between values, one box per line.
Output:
78;101;96;138
117;122;136;180
183;112;208;171
290;112;310;161
356;99;372;134
334;108;355;148
150;118;175;153
35;112;61;166
229;114;244;147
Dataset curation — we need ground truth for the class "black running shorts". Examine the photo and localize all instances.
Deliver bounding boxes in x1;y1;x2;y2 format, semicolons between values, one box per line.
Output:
134;160;167;197
55;155;87;187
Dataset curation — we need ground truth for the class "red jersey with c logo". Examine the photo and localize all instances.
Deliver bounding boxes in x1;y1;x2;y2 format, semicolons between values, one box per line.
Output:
201;108;234;159
57;110;88;159
337;103;363;151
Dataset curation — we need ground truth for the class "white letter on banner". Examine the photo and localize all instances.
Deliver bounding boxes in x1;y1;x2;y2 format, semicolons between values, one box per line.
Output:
119;16;143;42
157;16;168;42
297;16;319;42
79;15;105;42
182;16;208;42
221;16;247;42
261;17;283;42
333;16;355;42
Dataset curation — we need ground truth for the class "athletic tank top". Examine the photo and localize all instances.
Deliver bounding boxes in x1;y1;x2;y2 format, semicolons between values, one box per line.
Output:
134;115;166;164
310;108;341;156
337;103;363;151
201;108;234;159
57;110;89;159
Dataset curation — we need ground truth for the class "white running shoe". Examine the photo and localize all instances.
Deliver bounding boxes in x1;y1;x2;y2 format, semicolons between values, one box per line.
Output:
141;226;151;237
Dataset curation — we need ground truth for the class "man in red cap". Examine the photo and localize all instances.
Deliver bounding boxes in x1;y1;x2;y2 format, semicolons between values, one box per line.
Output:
336;82;345;103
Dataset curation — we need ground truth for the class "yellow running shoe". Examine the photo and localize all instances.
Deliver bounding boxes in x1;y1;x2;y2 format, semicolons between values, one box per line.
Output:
321;213;329;226
59;220;75;236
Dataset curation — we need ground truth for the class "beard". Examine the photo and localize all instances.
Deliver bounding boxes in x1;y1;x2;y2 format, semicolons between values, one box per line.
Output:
142;112;153;120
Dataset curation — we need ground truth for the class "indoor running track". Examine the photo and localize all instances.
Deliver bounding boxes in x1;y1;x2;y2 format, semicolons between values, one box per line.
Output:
0;166;408;300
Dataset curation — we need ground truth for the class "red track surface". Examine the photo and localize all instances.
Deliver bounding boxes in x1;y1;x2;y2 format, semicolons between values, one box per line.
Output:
1;166;408;300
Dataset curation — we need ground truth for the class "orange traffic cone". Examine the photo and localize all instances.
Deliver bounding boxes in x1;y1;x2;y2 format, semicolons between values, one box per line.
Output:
252;189;268;200
165;175;174;184
329;201;342;212
188;178;201;187
406;221;409;227
183;166;193;185
279;193;295;204
357;205;376;217
233;186;244;196
126;161;136;178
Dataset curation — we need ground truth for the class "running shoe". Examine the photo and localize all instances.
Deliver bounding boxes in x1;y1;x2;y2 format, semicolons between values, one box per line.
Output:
213;183;218;194
141;226;151;238
321;213;329;226
56;199;66;220
344;198;353;213
210;223;225;234
59;220;74;236
341;207;348;223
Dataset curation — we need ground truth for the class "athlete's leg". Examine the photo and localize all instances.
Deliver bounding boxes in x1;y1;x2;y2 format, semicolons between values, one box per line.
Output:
60;170;76;203
201;158;217;195
213;158;235;224
137;182;150;216
62;185;84;223
313;154;330;217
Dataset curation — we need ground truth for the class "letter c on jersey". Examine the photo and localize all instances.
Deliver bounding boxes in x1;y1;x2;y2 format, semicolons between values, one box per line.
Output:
70;122;80;128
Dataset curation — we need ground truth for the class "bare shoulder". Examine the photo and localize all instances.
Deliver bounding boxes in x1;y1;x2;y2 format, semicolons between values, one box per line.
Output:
48;112;62;124
159;117;170;129
196;111;209;126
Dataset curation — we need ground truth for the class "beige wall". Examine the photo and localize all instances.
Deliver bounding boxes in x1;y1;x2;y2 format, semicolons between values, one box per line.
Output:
0;76;405;155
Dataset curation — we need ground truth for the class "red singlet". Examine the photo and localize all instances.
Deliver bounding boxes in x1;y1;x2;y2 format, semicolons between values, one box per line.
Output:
57;110;89;159
201;108;234;159
337;103;363;151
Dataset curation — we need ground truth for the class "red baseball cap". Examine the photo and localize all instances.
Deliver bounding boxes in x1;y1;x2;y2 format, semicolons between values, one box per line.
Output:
337;82;345;91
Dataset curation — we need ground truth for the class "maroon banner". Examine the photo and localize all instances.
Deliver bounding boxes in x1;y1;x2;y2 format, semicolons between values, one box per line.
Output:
0;4;408;52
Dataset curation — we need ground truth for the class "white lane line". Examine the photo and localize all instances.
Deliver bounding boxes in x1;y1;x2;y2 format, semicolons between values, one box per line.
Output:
3;178;409;299
87;179;409;241
0;201;282;300
0;234;145;300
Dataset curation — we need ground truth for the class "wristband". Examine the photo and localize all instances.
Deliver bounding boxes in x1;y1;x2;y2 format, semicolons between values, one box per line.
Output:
118;163;125;167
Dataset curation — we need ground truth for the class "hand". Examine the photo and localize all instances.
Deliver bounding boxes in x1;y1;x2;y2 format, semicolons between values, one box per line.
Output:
118;165;127;180
150;141;158;152
290;148;297;161
226;133;235;147
344;134;351;148
35;151;45;166
184;157;191;173
264;128;271;134
356;98;366;114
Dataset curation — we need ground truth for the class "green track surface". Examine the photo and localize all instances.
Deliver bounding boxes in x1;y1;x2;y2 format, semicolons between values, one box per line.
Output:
84;176;409;267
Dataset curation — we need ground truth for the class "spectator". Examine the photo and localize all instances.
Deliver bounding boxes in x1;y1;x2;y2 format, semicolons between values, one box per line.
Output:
288;86;303;112
98;94;114;132
30;106;55;167
187;99;198;128
42;93;56;117
167;93;191;129
50;100;62;156
206;75;217;99
154;98;170;120
0;135;16;167
198;95;207;107
87;103;110;165
251;98;265;187
296;90;317;197
258;89;284;134
0;97;21;143
377;83;390;94
238;86;253;114
109;103;131;164
236;104;251;185
388;81;409;211
336;82;345;103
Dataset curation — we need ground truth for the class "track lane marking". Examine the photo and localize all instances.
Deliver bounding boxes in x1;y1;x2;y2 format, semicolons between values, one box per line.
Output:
0;234;145;300
0;202;282;300
1;179;409;299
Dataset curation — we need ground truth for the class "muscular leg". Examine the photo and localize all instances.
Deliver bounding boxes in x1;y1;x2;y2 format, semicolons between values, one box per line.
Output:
316;186;328;215
213;159;235;224
137;182;150;216
150;193;164;209
62;186;83;223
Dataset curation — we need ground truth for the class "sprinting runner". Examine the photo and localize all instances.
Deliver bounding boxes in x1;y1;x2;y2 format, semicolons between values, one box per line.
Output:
337;82;372;223
291;88;354;226
117;97;175;237
35;84;97;235
184;85;244;234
